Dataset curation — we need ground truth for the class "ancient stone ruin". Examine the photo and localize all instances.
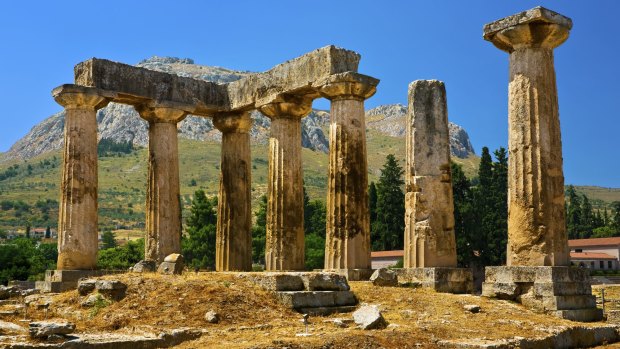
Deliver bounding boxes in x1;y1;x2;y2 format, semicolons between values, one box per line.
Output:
46;46;378;291
479;6;602;321
43;4;601;324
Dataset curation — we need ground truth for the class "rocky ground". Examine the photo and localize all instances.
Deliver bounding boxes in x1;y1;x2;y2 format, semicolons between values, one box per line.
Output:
1;273;619;348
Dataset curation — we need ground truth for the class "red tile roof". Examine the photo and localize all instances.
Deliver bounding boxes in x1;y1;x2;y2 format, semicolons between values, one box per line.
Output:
371;250;404;258
570;252;617;260
568;237;620;247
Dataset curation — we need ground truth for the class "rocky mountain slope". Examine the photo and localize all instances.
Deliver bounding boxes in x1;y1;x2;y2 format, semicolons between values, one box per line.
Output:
2;57;474;161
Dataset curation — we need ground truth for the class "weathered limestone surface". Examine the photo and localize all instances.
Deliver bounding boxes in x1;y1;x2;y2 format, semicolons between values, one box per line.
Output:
482;266;602;321
74;58;228;115
395;267;473;294
484;7;572;266
321;73;378;271
137;104;187;263
404;80;457;268
260;96;312;271
53;85;109;270
228;46;361;109
74;46;361;114
213;112;252;271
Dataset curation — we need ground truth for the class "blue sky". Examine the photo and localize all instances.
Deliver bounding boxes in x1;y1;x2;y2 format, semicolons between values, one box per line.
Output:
0;1;618;187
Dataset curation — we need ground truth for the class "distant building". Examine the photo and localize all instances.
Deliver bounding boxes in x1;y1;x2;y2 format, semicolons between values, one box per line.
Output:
569;237;620;270
371;250;403;269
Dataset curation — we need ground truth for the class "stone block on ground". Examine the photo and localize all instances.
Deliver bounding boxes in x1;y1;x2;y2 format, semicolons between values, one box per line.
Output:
353;305;387;330
0;320;26;335
95;280;127;301
29;321;75;339
370;268;398;287
132;260;157;273
276;291;357;309
245;273;305;291
158;254;185;275
300;273;350;291
482;266;602;322
77;279;97;295
395;267;473;293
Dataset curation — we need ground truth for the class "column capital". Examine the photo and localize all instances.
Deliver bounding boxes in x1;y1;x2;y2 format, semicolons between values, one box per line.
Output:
136;101;187;123
318;72;379;101
483;7;572;53
258;94;313;119
213;111;252;133
52;84;111;110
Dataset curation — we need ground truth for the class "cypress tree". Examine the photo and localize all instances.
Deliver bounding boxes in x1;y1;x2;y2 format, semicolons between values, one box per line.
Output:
452;162;475;266
369;182;378;226
372;154;405;251
182;190;217;269
252;195;268;264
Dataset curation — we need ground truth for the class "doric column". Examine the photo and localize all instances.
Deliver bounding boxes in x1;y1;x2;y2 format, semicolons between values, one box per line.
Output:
259;95;313;271
53;85;109;270
484;7;572;266
404;80;457;268
213;112;252;271
319;73;378;271
136;103;187;263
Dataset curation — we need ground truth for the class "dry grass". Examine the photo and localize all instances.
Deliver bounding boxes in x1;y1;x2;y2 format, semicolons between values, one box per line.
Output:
2;273;616;348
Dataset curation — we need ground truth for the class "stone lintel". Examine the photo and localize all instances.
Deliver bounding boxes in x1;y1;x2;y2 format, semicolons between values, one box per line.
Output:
74;58;229;115
227;45;361;108
52;84;114;110
483;7;572;52
317;72;379;101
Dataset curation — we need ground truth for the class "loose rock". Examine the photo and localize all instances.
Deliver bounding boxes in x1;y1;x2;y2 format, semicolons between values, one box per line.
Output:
81;293;105;308
77;279;97;295
205;310;220;324
95;280;128;301
370;268;398;287
464;304;481;313
353;305;387;330
132;260;157;273
29;321;75;339
158;254;185;275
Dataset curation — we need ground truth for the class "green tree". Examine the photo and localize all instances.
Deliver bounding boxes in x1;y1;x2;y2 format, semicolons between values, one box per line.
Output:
452;162;475;266
0;239;57;284
305;233;325;270
612;201;620;232
45;226;51;239
97;239;144;270
369;182;378;225
371;154;405;251
252;195;268;264
565;185;582;238
579;194;594;238
182;190;217;270
101;231;117;249
303;187;326;269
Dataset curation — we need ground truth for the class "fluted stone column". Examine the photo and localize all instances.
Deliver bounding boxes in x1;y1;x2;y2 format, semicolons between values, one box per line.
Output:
213;112;252;271
259;95;312;271
53;86;109;270
484;7;572;266
404;80;457;268
136;103;187;263
319;75;377;272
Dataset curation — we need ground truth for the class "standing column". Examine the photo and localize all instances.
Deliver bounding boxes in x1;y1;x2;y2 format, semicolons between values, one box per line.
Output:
259;95;313;271
483;7;572;266
213;112;252;271
319;74;378;272
136;103;187;263
53;85;109;270
404;80;457;268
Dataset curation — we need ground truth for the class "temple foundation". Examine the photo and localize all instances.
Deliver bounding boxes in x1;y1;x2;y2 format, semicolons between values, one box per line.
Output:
481;7;601;321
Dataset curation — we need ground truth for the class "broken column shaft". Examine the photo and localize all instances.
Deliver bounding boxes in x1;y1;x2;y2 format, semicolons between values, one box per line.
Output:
404;80;457;268
260;95;312;271
214;112;253;271
53;86;109;270
136;104;187;263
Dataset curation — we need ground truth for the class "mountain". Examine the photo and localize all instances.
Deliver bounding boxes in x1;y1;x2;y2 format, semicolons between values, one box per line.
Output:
2;57;474;162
